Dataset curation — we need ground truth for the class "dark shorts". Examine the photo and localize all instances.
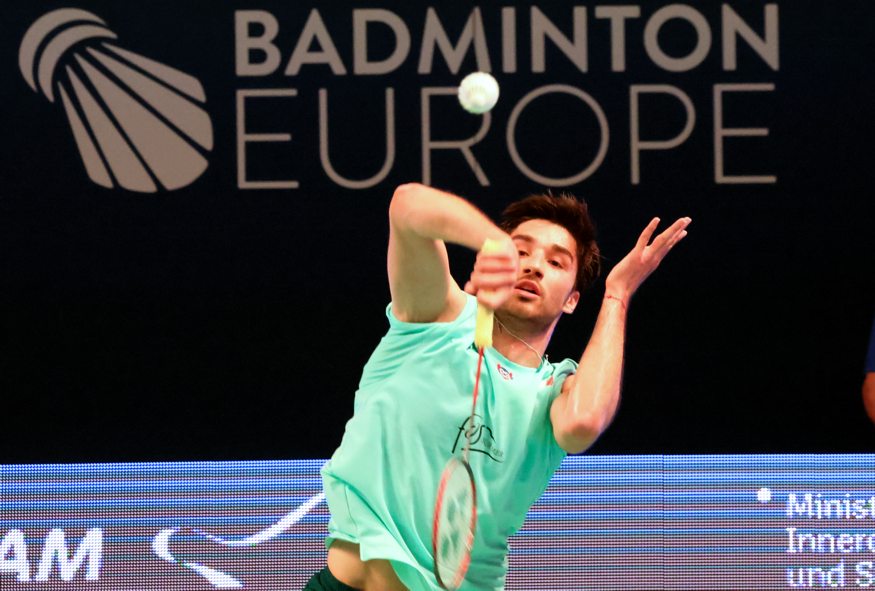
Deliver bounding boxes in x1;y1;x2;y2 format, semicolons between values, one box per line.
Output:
302;567;361;591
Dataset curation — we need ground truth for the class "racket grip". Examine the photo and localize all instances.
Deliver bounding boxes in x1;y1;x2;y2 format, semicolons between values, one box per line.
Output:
474;238;503;349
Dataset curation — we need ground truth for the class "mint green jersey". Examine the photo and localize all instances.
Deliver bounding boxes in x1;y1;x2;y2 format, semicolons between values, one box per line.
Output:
321;294;577;590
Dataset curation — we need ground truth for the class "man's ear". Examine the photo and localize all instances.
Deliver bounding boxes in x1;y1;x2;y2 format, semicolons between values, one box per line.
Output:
563;290;580;314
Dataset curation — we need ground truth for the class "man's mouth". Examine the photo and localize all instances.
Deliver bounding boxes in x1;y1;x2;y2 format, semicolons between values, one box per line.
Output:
514;280;541;297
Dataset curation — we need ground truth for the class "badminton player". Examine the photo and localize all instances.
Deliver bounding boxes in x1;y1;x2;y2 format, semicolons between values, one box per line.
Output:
304;183;691;591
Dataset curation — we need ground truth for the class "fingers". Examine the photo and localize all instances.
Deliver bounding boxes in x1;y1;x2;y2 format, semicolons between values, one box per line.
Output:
606;216;690;298
470;272;516;292
470;243;518;288
473;255;517;274
635;217;661;251
654;217;691;254
644;221;688;269
643;217;691;256
468;244;519;308
668;225;689;248
470;257;516;288
465;279;508;310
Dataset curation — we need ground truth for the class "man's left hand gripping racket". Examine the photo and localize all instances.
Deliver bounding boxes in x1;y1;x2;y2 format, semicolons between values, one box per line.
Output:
432;239;500;590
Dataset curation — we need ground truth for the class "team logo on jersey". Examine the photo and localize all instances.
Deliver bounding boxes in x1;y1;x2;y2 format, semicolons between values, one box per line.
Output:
19;8;212;192
451;413;504;462
496;362;513;381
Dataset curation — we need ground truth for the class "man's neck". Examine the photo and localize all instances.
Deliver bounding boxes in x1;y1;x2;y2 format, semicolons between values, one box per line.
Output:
491;314;556;368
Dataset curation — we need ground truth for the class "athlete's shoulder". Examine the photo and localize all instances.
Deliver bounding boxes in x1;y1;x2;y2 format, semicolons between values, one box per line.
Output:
385;293;477;332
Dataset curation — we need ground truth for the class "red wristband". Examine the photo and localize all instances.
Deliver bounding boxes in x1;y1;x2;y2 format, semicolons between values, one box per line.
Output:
604;294;628;311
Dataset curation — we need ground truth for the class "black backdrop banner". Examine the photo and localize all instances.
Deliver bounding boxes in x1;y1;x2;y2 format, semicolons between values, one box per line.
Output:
1;1;872;461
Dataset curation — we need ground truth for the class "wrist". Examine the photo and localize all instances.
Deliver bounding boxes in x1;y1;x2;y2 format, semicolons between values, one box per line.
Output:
604;293;629;311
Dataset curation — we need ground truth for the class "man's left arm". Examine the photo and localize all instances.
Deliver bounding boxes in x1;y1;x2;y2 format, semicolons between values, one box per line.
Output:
550;216;692;454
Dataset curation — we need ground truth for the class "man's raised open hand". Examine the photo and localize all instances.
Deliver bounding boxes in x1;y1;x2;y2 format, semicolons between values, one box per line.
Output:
604;216;691;304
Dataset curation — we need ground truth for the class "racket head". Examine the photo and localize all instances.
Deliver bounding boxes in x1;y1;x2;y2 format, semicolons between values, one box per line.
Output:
432;456;477;590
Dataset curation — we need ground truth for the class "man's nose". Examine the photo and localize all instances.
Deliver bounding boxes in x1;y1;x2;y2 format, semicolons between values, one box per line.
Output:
522;252;545;278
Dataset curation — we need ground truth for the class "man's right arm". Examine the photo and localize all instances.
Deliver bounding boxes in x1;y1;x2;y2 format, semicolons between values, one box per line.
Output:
387;183;516;323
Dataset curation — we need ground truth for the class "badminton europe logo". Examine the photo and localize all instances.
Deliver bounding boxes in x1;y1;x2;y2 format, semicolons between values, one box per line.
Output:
18;8;213;193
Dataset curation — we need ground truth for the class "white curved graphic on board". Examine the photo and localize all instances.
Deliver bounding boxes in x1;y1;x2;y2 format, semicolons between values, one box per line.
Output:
152;493;326;588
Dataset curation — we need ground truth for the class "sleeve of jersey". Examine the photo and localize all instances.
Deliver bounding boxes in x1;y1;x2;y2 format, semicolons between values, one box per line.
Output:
356;295;478;389
384;294;477;335
545;359;579;469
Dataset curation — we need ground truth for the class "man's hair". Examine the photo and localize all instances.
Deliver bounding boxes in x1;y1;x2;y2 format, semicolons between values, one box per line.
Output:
499;193;600;292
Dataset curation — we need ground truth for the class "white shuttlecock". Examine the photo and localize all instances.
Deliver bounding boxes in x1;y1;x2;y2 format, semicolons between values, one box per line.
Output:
19;8;212;193
458;72;499;115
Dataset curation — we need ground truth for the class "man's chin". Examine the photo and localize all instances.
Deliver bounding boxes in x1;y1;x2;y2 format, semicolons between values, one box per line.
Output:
500;298;547;321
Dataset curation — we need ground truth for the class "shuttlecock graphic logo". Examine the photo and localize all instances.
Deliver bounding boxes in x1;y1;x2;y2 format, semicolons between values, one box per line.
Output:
19;8;213;192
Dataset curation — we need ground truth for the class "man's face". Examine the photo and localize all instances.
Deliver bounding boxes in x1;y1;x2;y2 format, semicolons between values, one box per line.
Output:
500;218;580;325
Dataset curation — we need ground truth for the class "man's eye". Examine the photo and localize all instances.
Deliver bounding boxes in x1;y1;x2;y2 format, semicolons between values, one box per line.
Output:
518;250;528;256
